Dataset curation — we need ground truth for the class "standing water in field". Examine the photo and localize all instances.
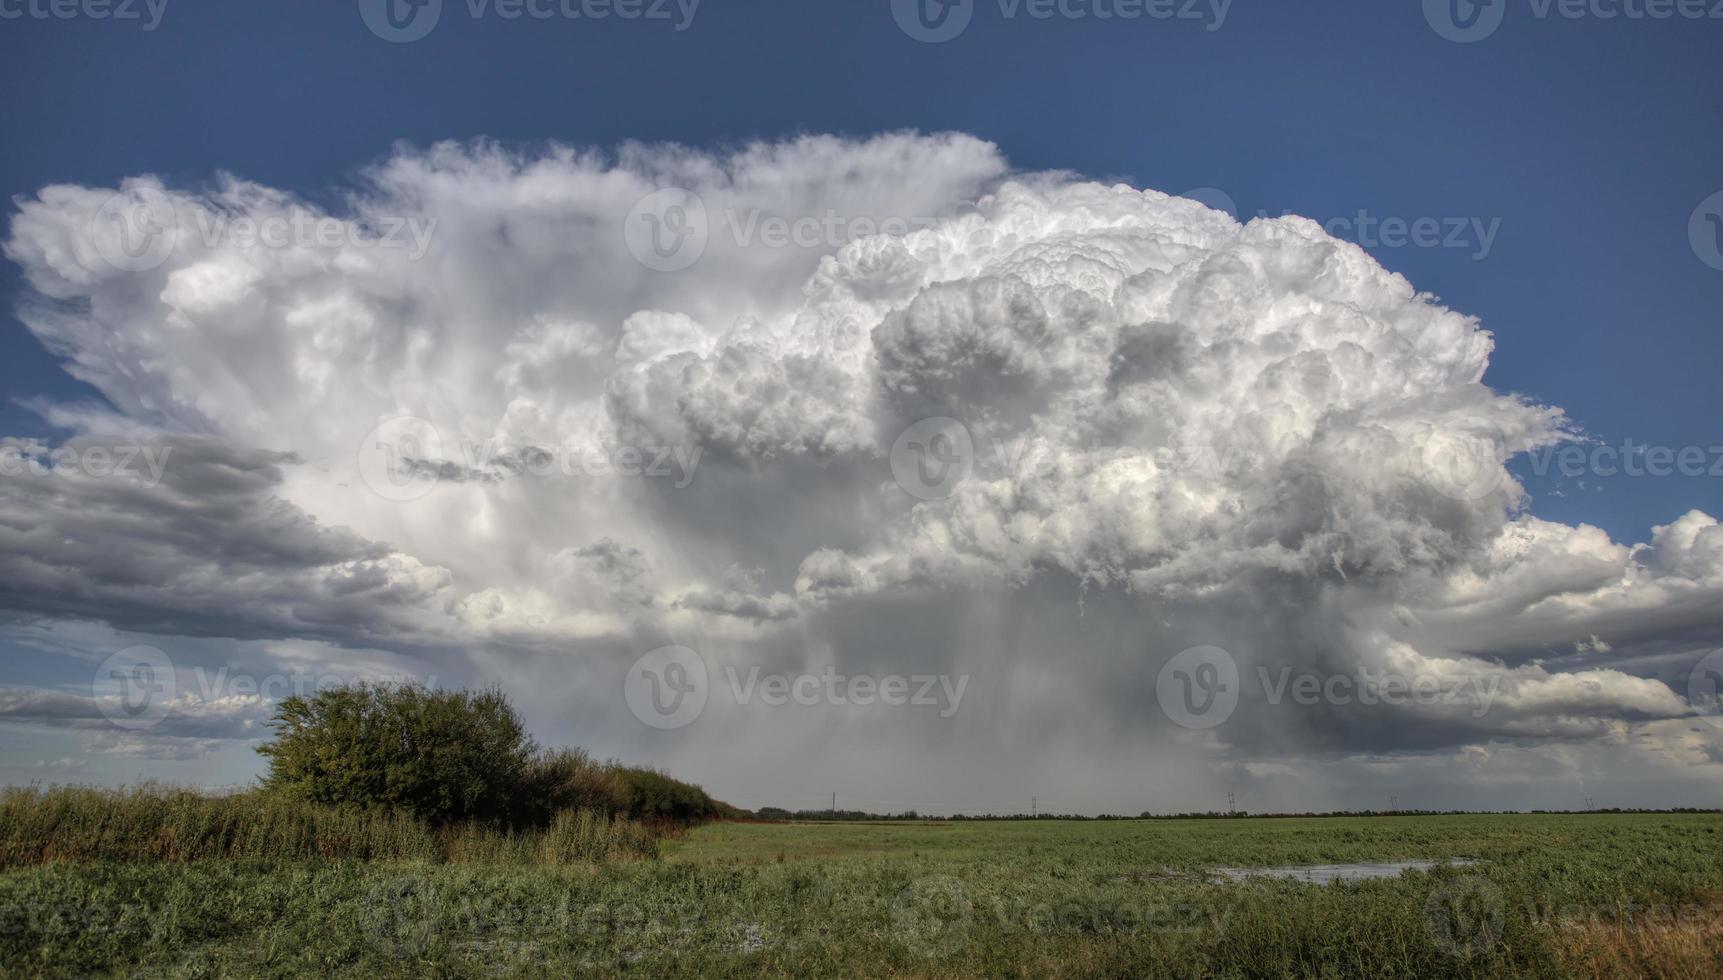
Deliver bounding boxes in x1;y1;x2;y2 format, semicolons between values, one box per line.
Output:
1210;859;1475;884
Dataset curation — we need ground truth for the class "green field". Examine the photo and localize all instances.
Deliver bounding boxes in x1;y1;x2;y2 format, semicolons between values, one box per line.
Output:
3;814;1720;977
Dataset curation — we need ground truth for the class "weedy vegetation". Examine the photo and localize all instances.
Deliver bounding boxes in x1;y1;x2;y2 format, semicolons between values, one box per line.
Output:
1;686;1716;977
3;811;1720;977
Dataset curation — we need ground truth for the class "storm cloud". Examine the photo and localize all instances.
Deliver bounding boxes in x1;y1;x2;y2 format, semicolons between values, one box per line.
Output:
4;133;1721;810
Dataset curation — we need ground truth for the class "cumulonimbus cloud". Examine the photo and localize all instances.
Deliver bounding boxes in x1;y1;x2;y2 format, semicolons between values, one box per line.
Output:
4;132;1721;808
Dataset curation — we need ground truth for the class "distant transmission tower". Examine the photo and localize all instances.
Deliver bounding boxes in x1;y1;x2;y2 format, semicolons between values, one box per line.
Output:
1584;797;1595;811
1227;792;1235;814
1031;796;1037;817
1390;795;1398;811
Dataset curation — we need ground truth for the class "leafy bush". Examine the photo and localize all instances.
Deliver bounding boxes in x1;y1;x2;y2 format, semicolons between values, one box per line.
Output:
515;747;627;824
2;685;734;872
254;682;734;834
610;766;733;824
257;683;537;826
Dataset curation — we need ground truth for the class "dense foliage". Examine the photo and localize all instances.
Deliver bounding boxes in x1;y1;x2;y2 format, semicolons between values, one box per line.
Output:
257;684;536;826
611;765;735;824
255;684;730;829
519;750;733;825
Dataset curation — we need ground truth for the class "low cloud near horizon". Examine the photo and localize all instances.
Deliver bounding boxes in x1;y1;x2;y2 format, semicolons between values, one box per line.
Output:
3;132;1722;813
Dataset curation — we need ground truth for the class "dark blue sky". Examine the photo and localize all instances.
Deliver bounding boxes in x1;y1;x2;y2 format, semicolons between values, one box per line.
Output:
3;0;1719;541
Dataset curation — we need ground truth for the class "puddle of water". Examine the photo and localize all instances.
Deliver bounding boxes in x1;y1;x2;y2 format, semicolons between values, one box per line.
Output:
1210;859;1473;885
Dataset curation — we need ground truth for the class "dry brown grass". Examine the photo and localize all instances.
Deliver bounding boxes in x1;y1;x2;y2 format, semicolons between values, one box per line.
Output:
1554;896;1723;979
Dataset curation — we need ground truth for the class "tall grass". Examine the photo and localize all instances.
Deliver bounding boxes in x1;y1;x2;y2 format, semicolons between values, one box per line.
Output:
440;808;662;864
5;814;1720;977
0;785;657;868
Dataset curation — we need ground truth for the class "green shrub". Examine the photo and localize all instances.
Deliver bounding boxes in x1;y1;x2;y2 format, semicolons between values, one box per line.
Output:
611;765;731;824
1;684;736;872
516;747;627;824
257;683;537;826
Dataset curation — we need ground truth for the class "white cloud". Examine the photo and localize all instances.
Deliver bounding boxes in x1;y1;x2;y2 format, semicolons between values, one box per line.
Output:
5;132;1723;807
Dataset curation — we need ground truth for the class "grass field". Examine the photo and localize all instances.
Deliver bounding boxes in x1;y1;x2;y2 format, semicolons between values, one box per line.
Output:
3;813;1720;977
